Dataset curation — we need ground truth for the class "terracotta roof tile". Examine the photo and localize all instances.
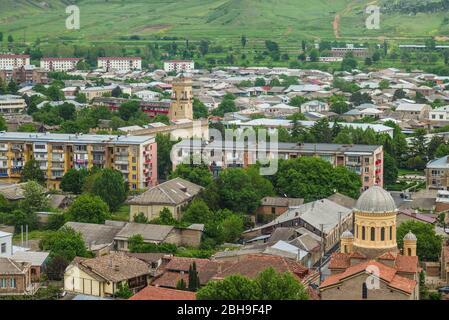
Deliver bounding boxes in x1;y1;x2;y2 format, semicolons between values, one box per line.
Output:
328;252;350;269
394;255;418;274
320;260;417;294
349;251;367;259
378;251;397;261
130;286;196;300
152;271;188;288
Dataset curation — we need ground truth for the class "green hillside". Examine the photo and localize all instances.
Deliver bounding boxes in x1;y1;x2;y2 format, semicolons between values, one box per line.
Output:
0;0;448;45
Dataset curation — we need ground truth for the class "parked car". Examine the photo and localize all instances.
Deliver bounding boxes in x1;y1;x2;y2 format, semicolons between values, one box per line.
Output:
438;286;449;294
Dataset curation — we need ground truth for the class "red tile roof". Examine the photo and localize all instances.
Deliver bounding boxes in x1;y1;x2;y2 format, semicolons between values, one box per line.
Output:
152;271;188;289
378;251;397;261
320;260;417;294
394;255;419;274
42;57;81;61
98;57;141;60
398;209;436;224
213;254;310;282
164;257;210;272
129;286;196;300
328;252;350;269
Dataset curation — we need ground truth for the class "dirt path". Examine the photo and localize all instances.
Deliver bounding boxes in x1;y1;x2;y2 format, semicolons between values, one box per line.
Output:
333;14;340;38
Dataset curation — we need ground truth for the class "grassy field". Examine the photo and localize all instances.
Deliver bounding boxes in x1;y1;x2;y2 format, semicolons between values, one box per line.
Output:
0;0;447;47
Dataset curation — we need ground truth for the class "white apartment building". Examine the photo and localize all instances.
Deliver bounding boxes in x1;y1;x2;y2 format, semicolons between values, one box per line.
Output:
0;95;26;114
0;54;30;70
97;57;142;72
40;58;81;72
429;105;449;122
163;60;195;73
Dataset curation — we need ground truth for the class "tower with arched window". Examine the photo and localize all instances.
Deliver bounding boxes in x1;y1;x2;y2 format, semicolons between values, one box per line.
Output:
352;186;399;259
168;75;193;121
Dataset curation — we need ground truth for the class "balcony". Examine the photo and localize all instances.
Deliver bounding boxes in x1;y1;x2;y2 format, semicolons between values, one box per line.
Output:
115;158;128;165
92;146;106;152
52;157;65;163
75;159;88;165
92;159;105;165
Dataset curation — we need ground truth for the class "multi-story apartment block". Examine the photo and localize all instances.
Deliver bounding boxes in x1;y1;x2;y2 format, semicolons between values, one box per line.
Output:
0;133;157;190
97;57;142;72
331;45;370;58
40;58;81;72
172;141;384;190
163;60;195;73
426;155;449;190
0;65;48;85
0;95;26;114
0;54;30;70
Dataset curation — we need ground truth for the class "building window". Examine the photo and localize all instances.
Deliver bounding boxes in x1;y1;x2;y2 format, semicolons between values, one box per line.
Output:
271;207;276;214
362;283;368;299
10;278;16;288
362;226;365;240
389;226;392;240
0;279;6;288
408;248;412;256
381;227;385;241
0;243;5;253
370;227;375;241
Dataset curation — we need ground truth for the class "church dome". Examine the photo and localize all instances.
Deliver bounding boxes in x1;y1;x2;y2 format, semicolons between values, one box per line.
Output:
355;186;397;213
403;231;417;241
341;230;354;239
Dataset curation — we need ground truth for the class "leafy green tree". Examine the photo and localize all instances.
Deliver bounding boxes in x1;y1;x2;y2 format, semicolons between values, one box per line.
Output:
17;123;36;132
197;274;259;300
197;267;308;300
310;118;333;143
60;168;88;194
116;282;133;299
182;199;214;224
435;143;449;158
193;98;208;119
40;226;89;262
156;133;179;180
220;214;244;243
67;194;110;224
20;181;49;213
383;153;398;186
58;102;76;121
254;78;266;86
118;101;140;121
75;92;87;104
128;234;177;254
216;168;273;214
176;279;187;290
211;96;238;117
133;212;149;224
274;157;360;203
328;95;350;114
341;52;358;71
90;168;127;212
397;221;443;261
379;80;390;90
21;159;45;185
289;96;307;107
7;80;18;94
0;114;7;131
169;163;213;187
393;89;406;100
111;86;123;98
47;85;65;101
309;49;320;62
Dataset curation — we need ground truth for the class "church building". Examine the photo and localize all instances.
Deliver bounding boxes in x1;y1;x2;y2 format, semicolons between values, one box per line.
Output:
320;186;420;300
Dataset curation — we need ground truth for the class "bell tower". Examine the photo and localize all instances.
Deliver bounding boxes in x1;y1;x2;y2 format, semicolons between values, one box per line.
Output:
169;75;193;121
403;231;417;257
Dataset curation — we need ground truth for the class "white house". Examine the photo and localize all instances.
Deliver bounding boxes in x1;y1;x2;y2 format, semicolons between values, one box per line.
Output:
40;58;81;72
300;100;329;113
0;231;12;258
429;105;449;122
134;90;160;101
0;54;30;70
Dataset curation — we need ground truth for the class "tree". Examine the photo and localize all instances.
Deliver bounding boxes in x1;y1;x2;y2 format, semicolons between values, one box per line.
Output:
0;114;7;131
193;98;208;119
7;35;13;43
310;118;333;143
21;159;45;185
393;89;406;101
220;214;244;243
197;267;308;300
116;282;133;299
20;181;48;213
67;194;110;224
58;102;76;121
60;168;88;194
383;153;398;186
309;49;320;62
215;168;273;214
46;85;65;101
118;101;140;121
328;95;349;114
397;221;443;261
350;91;373;106
176;279;187;290
156;133;179;180
254;78;266;87
75;92;87;104
274;157;361;203
90;168;127;212
241;35;247;48
197;274;259;300
17;123;36;132
341;52;357;71
379;80;390;90
7;80;18;94
435;143;449;158
188;262;200;291
211;96;238;117
182;199;213;224
0;32;3;42
111;86;123;98
133;212;149;223
169;163;213;187
40;226;89;262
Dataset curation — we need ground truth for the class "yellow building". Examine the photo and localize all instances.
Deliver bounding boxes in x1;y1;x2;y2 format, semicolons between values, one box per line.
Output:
0;132;157;190
64;252;149;297
320;186;420;300
168;75;193;121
